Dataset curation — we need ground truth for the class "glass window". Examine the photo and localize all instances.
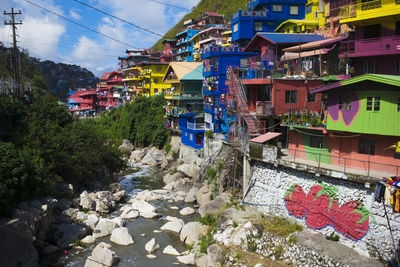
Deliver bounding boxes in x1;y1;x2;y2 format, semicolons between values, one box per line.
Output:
363;60;376;74
307;91;316;102
305;4;312;14
254;22;263;32
310;136;323;148
233;23;238;33
397;97;400;112
290;6;299;15
285;90;297;104
366;96;373;111
272;5;282;12
374;96;380;111
154;88;159;94
154;78;159;84
359;139;375;155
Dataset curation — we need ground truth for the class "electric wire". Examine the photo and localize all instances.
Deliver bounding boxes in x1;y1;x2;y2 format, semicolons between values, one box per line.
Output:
147;0;191;11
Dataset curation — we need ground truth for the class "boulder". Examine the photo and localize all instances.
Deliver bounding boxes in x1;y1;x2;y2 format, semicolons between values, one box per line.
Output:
53;223;90;248
113;190;126;202
84;214;99;230
160;218;184;233
81;235;96;244
108;183;122;194
110;227;134;245
58;198;72;211
163;172;183;185
180;207;195;216
120;207;140;219
76;211;87;222
207;244;224;267
180;222;207;245
141;147;165;166
162;245;180;256
198;196;229;217
131;200;158;219
111;217;126;227
196;185;213;206
184;187;199;203
135;190;161;201
145;238;160;253
170;136;181;154
118;139;133;153
177;164;200;179
92;218;118;239
95;191;116;213
130;149;146;162
84;243;120;267
177;254;195;265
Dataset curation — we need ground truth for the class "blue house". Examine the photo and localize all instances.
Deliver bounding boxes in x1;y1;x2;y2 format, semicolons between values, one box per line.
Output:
176;29;200;62
231;0;307;45
202;46;259;134
179;113;205;149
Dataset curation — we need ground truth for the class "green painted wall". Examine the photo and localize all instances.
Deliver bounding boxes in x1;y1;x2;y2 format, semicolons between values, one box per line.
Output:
326;90;400;136
298;128;333;164
183;81;202;95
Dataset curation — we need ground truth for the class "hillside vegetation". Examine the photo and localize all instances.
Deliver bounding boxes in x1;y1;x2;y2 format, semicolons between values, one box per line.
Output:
152;0;248;50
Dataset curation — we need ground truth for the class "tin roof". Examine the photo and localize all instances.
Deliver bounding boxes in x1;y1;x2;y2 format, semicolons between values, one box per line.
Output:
245;33;326;50
249;132;282;143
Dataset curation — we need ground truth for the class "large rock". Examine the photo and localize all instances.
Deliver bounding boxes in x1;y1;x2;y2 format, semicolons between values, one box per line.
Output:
84;243;120;267
196;185;213;206
79;191;96;210
180;207;195;216
180;222;207;245
58;198;72;211
118;139;133;153
81;235;96;244
113;190;126;202
92;218;118;239
163;172;183;185
207;244;224;267
135;190;161;201
141;147;165;166
177;164;200;179
110;227;134;245
184;187;199;203
145;238;160;253
95;191;116;213
198;196;229;217
177;254;195;265
84;214;99;230
108;183;122;193
111;217;126;227
131;200;158;219
120;206;140;219
53;223;90;248
130;149;147;162
170;136;181;153
160;218;184;233
162;245;180;256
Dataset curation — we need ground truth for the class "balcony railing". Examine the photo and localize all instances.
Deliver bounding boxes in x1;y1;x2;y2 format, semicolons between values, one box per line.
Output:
336;0;390;20
187;122;205;130
256;101;274;116
339;35;400;57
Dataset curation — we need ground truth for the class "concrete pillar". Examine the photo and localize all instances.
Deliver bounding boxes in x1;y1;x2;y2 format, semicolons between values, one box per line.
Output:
243;154;251;196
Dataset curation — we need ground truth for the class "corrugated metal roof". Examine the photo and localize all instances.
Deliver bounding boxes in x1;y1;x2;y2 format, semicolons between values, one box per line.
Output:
249;132;282;143
257;33;326;44
275;19;319;32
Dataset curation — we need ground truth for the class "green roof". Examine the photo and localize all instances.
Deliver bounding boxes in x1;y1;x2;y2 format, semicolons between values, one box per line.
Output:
182;64;203;81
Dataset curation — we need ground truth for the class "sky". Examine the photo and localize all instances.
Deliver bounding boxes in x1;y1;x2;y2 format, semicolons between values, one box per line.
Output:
0;0;201;76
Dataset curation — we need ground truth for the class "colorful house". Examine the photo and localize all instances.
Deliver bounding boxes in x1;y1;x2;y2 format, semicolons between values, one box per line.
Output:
97;72;123;111
179;113;205;149
163;62;203;131
287;74;400;177
137;62;171;97
338;0;400;76
190;25;229;61
231;0;308;45
176;29;200;62
68;90;97;116
161;39;177;63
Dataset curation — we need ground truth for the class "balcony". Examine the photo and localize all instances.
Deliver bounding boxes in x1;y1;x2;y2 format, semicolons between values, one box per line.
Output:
166;106;186;116
187;122;205;130
339;35;400;58
256;101;274;116
339;0;400;23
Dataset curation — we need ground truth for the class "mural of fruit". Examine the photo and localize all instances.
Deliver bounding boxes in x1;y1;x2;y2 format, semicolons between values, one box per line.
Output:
332;200;375;241
305;183;339;229
284;184;307;218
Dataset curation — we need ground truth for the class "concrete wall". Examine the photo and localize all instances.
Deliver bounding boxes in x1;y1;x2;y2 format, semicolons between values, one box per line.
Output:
244;161;400;261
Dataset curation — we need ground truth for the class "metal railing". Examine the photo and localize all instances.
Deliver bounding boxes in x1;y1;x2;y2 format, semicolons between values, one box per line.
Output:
187;122;205;130
282;148;399;179
339;35;400;55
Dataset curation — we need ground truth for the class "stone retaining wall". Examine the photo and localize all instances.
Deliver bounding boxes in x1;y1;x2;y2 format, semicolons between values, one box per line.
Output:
244;161;400;261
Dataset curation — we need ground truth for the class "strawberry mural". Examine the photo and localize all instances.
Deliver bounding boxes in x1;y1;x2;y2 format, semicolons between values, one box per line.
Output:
283;182;374;241
284;184;307;218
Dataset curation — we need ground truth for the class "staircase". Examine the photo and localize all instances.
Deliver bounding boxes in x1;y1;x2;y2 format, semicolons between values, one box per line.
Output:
226;66;262;136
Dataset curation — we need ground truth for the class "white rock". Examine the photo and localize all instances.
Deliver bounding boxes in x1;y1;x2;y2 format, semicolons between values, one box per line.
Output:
80;191;95;210
160;219;184;233
145;238;160;253
113;190;126;202
176;254;195;265
84;243;119;267
120;207;140;219
177;164;200;179
170;206;179;210
92;218;118;239
184;187;199;203
146;254;157;259
141;233;146;237
180;207;195;216
131;200;158;218
180;222;208;245
141;147;165;166
163;245;180;256
111;217;126;227
81;235;96;244
136;190;161;201
153;230;161;233
98;242;112;248
84;214;99;229
76;211;87;222
110;227;134;246
152;189;167;194
119;139;133;152
166;216;179;221
130;149;146;162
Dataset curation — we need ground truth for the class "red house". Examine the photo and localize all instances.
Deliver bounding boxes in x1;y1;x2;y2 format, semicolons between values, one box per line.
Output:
97;71;124;111
161;39;177;63
68;90;97;116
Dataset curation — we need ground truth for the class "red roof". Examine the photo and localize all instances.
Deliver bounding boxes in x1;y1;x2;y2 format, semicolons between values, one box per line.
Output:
204;11;223;17
249;132;282;144
100;72;110;80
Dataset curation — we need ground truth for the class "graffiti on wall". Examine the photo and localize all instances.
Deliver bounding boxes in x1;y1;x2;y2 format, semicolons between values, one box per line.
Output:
327;91;360;126
284;182;375;241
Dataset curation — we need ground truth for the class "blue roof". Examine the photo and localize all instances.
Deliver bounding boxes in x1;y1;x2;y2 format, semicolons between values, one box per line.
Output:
256;33;325;44
179;113;199;118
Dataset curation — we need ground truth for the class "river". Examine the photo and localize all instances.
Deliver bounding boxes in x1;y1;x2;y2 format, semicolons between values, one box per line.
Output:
55;164;199;267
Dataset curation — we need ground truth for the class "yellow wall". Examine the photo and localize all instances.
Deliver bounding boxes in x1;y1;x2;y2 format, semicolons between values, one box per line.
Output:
340;0;400;24
141;64;171;97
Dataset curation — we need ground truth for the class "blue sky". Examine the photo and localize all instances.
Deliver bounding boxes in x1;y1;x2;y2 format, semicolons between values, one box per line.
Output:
0;0;200;76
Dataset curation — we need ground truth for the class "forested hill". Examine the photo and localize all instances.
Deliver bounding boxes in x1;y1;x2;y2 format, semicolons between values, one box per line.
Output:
0;42;98;101
151;0;248;50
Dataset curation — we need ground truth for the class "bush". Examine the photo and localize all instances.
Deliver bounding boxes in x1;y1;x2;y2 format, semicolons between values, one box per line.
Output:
259;216;303;237
205;130;213;139
199;213;217;227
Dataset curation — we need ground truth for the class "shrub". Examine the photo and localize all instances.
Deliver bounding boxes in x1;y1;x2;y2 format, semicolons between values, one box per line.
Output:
259;216;303;237
199;213;217;227
164;142;172;154
205;130;213;139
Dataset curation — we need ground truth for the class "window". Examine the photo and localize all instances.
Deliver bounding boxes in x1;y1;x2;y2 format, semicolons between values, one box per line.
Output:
359;139;375;155
374;96;380;111
290;6;299;15
363;60;376;74
366;96;380;111
233;23;238;33
307;91;316;102
154;88;159;94
154;78;159;84
366;97;373;111
363;24;381;39
156;67;162;72
345;97;352;110
305;4;312;14
293;26;297;33
254;22;263;32
397;97;400;112
310;136;323;148
339;96;352;110
190;133;193;141
285;90;297;104
272;5;282;12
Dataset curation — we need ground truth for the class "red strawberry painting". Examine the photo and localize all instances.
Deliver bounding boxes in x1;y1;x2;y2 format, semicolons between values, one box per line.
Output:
332;200;375;241
305;183;339;229
284;184;307;218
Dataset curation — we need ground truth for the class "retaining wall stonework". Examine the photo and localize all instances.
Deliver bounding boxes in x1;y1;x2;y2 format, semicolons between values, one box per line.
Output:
244;161;400;261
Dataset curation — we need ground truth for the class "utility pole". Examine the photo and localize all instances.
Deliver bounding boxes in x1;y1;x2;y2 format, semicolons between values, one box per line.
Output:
4;8;22;96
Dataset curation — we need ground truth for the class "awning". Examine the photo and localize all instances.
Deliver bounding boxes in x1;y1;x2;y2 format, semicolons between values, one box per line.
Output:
249;132;282;144
280;48;329;61
282;36;346;52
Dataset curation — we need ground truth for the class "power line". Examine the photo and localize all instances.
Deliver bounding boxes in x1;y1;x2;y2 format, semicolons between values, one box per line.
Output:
22;0;141;50
71;0;163;37
148;0;191;11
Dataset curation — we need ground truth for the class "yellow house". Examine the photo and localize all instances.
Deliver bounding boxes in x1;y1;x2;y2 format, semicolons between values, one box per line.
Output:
189;33;201;62
137;62;171;97
121;66;144;97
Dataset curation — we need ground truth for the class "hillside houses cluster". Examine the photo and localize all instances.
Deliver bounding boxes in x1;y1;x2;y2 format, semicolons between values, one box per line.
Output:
69;0;400;178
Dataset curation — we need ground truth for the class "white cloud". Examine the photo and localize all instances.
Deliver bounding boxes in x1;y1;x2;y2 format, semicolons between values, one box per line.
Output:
101;17;114;26
69;9;82;20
